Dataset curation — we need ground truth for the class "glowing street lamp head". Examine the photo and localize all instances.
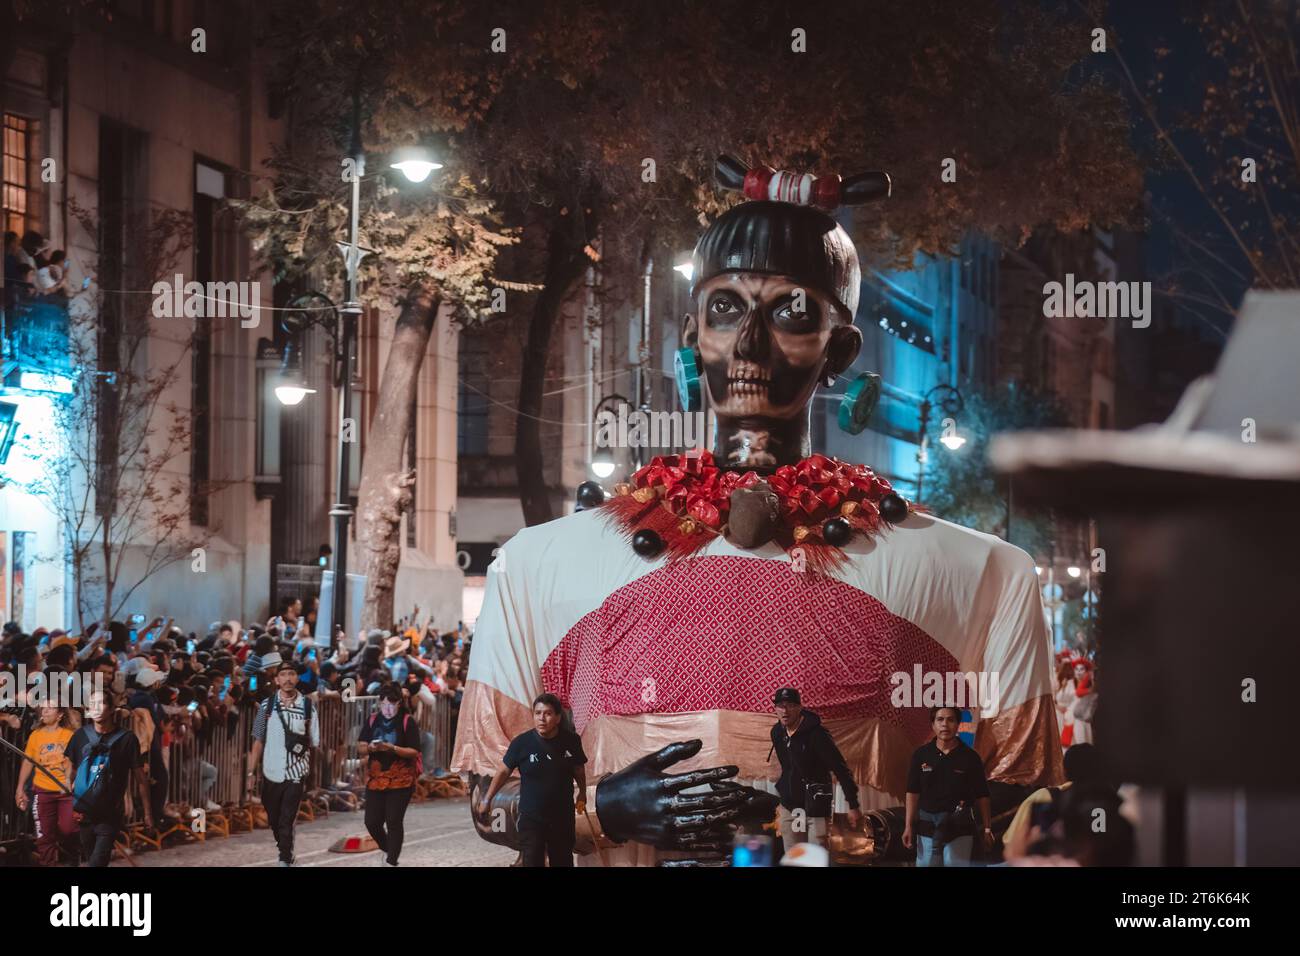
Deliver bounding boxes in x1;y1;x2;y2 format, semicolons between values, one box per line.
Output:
939;433;967;451
390;147;443;183
591;443;616;478
673;261;694;282
275;384;316;406
1067;565;1082;578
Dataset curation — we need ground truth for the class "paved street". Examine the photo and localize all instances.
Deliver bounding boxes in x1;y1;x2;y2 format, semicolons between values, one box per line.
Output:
121;796;516;868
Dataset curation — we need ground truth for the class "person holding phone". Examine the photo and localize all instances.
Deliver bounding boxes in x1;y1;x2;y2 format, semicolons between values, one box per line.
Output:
358;683;423;866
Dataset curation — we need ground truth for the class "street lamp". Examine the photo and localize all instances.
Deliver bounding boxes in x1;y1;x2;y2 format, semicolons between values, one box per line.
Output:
389;146;443;184
673;260;694;282
590;392;628;480
289;94;441;651
915;383;964;501
274;382;314;406
591;446;616;479
273;334;317;406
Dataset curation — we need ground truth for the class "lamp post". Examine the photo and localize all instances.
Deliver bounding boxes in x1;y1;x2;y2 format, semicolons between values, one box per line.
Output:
915;383;964;501
276;83;441;652
590;392;629;480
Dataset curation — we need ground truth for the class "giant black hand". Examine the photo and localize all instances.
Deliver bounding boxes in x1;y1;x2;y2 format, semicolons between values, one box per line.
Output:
595;739;776;857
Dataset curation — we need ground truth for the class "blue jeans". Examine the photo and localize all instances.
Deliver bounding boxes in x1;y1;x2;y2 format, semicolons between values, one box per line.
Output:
915;810;973;867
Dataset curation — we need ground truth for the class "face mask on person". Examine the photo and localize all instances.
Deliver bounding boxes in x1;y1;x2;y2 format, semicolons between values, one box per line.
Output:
379;701;398;719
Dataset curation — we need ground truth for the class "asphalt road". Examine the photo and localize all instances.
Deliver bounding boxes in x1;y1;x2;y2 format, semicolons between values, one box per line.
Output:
120;796;516;867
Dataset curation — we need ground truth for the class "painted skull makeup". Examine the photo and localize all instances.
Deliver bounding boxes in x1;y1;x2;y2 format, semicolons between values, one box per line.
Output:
685;200;864;469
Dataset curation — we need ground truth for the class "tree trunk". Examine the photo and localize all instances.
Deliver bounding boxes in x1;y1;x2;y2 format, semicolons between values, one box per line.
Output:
358;283;445;631
515;209;591;526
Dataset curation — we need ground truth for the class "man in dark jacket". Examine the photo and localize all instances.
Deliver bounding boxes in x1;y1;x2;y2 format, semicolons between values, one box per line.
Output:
769;687;861;852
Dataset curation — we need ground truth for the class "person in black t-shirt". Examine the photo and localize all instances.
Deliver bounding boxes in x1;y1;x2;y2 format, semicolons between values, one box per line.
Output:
477;693;587;867
65;690;153;867
902;705;992;867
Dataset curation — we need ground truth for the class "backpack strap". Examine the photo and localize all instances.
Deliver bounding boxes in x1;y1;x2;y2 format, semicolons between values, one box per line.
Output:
97;728;130;753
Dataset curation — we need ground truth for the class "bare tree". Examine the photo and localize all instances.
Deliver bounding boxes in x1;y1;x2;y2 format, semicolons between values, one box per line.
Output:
1107;0;1300;326
13;200;214;629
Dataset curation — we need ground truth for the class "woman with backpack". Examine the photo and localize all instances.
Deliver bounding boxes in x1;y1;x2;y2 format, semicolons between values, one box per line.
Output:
358;682;423;866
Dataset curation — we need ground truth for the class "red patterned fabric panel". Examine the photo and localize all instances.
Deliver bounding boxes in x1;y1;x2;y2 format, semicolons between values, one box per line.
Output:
541;555;958;741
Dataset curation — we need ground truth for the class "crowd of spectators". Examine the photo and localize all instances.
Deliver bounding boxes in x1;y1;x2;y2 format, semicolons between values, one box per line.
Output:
0;597;471;865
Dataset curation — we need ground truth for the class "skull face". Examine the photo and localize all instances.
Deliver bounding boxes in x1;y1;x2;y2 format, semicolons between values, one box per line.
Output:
685;272;859;424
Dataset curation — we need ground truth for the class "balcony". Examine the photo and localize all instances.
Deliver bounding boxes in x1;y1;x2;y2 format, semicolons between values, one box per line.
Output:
2;298;73;393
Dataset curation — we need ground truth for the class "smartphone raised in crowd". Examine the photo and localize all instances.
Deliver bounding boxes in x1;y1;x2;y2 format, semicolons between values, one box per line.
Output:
187;700;199;712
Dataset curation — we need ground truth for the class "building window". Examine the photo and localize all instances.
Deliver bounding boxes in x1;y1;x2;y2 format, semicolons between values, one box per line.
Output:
3;115;34;235
191;159;234;527
406;391;417;548
96;119;149;519
458;335;490;455
872;289;936;355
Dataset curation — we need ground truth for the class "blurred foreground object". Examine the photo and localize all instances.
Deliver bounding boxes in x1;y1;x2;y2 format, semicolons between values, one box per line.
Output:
992;292;1300;864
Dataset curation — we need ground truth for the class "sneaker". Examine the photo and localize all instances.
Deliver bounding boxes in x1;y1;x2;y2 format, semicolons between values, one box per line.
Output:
384;859;398;867
277;860;291;868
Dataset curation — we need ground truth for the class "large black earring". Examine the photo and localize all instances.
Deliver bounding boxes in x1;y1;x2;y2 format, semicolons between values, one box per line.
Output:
675;347;703;411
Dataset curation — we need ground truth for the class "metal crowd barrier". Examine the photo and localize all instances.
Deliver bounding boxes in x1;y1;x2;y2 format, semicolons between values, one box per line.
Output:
0;689;460;863
0;721;30;854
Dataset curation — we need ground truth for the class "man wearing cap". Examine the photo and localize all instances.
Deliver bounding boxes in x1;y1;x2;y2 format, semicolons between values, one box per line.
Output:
126;664;170;826
455;157;1060;866
770;687;861;853
248;660;319;866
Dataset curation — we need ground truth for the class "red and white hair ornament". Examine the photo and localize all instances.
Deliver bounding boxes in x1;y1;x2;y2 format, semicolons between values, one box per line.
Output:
717;154;890;211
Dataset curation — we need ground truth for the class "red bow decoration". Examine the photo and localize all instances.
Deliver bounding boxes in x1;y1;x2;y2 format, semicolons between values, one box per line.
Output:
604;449;908;572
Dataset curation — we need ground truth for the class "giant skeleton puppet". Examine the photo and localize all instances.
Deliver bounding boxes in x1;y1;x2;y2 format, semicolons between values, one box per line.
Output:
454;156;1063;865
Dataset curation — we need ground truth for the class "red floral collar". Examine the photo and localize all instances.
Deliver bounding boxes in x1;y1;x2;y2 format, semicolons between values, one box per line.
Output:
603;449;910;571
